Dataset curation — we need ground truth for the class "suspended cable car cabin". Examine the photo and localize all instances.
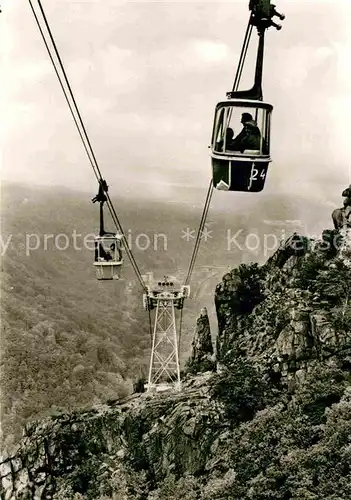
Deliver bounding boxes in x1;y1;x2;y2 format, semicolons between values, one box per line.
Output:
211;99;272;192
211;0;284;192
94;234;123;280
92;180;123;280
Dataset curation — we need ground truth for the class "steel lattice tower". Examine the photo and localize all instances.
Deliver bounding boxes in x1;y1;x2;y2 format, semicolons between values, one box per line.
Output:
143;276;190;392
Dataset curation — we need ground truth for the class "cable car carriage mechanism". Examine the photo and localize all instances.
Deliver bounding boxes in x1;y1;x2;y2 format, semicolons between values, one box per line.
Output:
211;0;285;192
92;180;123;280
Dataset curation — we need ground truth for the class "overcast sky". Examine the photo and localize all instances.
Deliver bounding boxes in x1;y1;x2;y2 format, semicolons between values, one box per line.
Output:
2;0;351;204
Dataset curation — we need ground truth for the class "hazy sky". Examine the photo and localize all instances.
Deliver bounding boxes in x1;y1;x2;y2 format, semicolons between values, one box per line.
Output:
2;0;351;203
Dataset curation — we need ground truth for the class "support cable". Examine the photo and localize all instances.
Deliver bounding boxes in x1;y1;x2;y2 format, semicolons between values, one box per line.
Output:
184;179;213;287
184;17;252;289
34;0;103;181
180;15;253;346
226;21;253;127
148;305;153;344
29;0;147;291
104;195;146;289
28;0;98;177
29;0;255;372
178;306;183;353
232;21;253;92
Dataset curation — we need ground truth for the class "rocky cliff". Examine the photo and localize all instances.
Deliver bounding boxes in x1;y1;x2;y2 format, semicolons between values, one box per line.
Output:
215;230;351;385
1;230;350;500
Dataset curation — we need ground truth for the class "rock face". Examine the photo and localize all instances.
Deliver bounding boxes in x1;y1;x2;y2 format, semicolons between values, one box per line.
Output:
0;375;221;499
1;231;350;499
215;231;351;385
339;228;351;266
186;307;215;374
332;183;351;230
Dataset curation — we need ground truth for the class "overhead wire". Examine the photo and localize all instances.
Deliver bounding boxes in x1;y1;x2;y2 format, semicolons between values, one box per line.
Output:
28;0;147;291
35;0;103;180
184;19;252;290
27;0;98;177
180;12;253;343
148;308;153;344
184;179;213;287
29;0;254;372
226;20;253;127
180;179;213;352
232;20;253;92
177;306;183;353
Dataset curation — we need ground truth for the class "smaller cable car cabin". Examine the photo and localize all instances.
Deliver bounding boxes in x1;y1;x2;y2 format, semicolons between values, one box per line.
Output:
94;234;123;280
92;179;123;280
211;99;272;192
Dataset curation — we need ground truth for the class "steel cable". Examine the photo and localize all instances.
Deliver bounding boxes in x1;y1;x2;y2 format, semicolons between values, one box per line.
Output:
29;0;147;291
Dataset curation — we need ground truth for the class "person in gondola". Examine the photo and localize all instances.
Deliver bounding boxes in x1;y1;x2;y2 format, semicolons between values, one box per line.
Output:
94;242;113;262
110;240;123;262
231;112;261;152
224;127;236;151
216;127;236;152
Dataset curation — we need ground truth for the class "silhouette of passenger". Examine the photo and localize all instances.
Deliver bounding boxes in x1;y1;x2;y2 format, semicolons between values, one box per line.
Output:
101;244;113;261
94;241;113;262
224;127;236;151
110;241;122;261
216;127;235;152
231;113;261;152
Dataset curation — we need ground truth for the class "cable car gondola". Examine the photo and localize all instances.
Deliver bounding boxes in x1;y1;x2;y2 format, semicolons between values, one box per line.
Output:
92;180;123;280
94;234;123;280
210;0;284;192
211;99;272;192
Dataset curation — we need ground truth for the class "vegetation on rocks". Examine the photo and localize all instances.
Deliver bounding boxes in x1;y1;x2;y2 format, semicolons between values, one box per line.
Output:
209;359;268;422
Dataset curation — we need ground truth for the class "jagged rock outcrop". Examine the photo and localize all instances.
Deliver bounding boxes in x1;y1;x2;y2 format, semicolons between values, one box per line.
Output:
0;374;222;499
215;230;351;386
339;228;351;266
185;307;215;374
332;184;351;230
